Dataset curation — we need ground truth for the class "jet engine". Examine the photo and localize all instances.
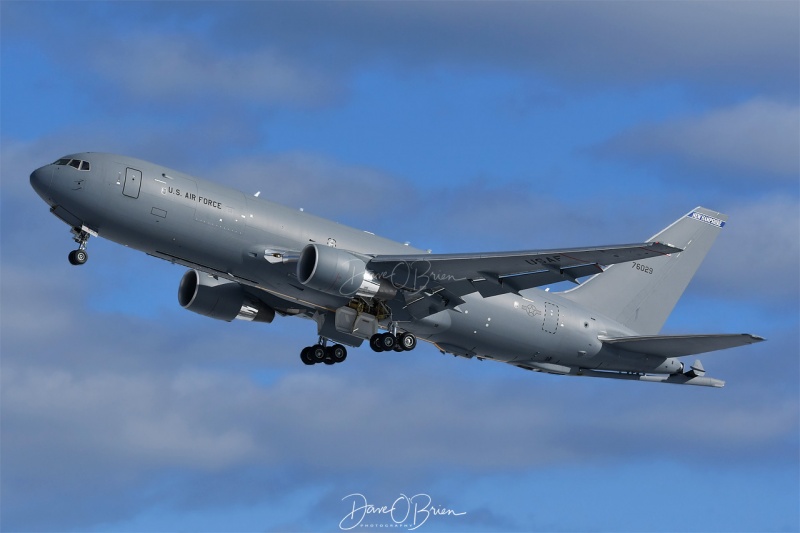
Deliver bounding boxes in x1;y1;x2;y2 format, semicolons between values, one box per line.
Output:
178;270;275;323
297;244;396;299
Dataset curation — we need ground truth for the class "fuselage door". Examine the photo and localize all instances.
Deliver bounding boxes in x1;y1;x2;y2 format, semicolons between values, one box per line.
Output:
543;302;559;334
123;167;142;199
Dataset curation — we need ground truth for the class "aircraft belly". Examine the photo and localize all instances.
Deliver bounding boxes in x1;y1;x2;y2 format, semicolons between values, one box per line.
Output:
404;311;452;336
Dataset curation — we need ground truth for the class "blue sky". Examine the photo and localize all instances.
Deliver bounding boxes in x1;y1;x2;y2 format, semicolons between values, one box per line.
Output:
1;2;798;532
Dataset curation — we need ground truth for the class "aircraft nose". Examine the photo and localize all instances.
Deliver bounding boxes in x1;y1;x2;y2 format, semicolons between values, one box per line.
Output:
30;165;54;203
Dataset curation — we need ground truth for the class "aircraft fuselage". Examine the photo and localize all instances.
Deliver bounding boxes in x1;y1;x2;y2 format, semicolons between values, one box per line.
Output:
33;152;748;385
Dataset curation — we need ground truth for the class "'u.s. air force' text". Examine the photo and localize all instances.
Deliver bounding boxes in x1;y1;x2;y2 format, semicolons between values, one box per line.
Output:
162;187;222;209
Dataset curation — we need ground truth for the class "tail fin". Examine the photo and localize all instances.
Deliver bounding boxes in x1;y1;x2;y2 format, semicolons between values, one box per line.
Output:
562;207;726;335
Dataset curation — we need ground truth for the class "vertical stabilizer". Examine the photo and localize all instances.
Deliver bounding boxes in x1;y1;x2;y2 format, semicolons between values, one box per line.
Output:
562;207;726;335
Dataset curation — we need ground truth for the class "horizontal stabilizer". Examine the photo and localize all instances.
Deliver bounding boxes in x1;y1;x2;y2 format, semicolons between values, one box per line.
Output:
600;334;765;357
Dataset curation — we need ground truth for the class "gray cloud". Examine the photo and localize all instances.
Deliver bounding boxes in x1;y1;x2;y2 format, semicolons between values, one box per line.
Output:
700;196;800;303
204;152;407;224
0;2;343;110
89;34;344;108
207;1;799;95
5;1;796;118
597;99;800;180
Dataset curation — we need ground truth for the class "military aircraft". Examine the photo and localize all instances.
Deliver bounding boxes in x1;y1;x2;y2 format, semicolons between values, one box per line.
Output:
30;153;763;387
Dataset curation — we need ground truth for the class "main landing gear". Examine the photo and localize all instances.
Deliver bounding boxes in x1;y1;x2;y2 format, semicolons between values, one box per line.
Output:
300;338;348;366
298;331;418;366
369;331;417;352
298;315;418;366
67;227;92;265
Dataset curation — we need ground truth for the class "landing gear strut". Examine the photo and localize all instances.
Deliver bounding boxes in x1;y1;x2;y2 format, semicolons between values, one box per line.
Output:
68;227;92;265
300;337;347;366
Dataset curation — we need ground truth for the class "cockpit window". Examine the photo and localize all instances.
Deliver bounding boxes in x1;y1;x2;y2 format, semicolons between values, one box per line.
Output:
54;158;91;171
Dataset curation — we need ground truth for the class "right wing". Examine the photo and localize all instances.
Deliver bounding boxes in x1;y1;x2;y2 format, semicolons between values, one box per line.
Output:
367;242;681;318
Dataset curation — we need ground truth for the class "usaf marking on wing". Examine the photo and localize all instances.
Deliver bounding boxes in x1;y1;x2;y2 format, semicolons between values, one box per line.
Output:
30;153;764;387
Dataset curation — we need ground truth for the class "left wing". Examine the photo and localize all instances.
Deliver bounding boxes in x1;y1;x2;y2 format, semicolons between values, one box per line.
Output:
367;242;680;317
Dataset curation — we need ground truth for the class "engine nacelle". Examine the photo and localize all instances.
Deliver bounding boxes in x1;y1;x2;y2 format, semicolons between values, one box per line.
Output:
297;244;396;299
178;270;275;323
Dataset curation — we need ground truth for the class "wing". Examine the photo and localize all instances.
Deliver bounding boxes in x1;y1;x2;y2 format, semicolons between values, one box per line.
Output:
367;242;681;317
599;334;765;357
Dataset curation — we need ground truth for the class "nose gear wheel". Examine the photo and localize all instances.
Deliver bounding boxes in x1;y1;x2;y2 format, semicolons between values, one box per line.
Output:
68;249;88;265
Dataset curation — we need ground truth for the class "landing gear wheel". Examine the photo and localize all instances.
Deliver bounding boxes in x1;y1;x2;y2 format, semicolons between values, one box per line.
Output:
310;344;326;363
379;332;396;351
330;344;347;363
68;249;88;265
322;346;336;365
370;333;385;352
398;332;417;351
300;347;315;365
302;342;347;365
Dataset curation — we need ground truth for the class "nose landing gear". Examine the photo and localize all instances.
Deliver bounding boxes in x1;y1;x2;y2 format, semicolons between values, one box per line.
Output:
67;226;95;265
